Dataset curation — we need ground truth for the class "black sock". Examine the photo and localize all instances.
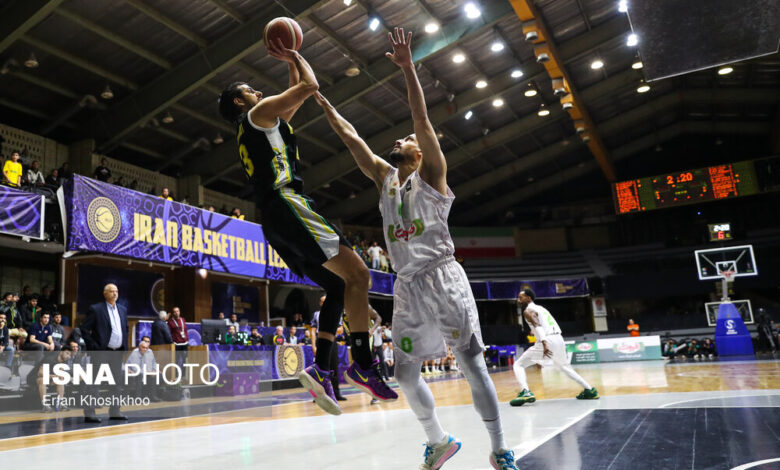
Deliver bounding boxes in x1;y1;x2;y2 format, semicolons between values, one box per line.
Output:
350;332;373;369
315;338;333;370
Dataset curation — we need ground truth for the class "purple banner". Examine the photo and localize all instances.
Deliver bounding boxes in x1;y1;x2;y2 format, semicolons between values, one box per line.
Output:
62;175;312;284
469;279;589;300
0;185;44;239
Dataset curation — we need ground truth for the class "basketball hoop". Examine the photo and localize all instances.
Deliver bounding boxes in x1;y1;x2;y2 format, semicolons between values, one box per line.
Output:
721;270;735;283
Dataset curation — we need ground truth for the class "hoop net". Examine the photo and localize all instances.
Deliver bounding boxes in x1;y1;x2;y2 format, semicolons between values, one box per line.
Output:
721;270;735;282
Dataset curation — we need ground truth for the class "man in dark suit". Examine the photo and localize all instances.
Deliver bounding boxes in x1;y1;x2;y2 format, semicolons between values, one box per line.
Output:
80;283;128;423
151;310;173;346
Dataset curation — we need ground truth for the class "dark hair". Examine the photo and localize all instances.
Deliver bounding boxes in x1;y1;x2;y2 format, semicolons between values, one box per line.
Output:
520;287;536;301
218;82;247;124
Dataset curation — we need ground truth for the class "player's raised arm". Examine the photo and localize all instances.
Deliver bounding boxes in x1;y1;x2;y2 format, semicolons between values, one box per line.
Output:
314;91;391;189
252;38;318;126
386;27;447;194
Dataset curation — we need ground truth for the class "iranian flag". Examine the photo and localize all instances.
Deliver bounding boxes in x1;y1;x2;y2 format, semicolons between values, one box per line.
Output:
451;227;517;258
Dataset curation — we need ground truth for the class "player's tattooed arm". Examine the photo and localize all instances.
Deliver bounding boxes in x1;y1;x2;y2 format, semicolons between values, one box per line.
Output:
524;309;553;358
386;27;447;195
313;92;390;189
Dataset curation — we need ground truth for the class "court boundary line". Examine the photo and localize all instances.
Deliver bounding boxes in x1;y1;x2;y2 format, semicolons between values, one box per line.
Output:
512;408;594;461
658;391;780;408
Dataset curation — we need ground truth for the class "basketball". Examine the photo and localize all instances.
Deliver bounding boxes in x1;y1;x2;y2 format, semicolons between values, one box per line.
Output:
95;206;114;232
264;17;303;51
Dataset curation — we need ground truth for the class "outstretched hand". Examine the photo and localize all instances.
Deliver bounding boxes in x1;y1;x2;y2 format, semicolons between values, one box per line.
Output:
385;27;413;68
267;37;297;63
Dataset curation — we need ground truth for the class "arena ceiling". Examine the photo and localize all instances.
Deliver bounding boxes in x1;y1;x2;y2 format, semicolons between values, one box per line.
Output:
1;0;778;226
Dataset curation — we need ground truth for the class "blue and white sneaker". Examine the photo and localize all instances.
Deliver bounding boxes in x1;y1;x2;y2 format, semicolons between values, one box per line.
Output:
489;449;519;470
419;434;461;469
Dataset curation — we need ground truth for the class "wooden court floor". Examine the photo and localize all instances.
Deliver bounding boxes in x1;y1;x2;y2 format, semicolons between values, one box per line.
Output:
0;359;777;452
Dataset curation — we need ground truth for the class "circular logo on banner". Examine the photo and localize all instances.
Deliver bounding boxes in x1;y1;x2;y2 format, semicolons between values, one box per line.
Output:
86;197;121;243
276;345;303;378
400;337;413;353
576;342;594;352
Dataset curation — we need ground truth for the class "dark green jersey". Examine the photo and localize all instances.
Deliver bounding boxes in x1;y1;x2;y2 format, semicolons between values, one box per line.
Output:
237;115;303;202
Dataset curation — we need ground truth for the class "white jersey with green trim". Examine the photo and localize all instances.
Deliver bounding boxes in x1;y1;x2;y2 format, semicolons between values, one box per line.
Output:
526;302;562;337
379;167;455;281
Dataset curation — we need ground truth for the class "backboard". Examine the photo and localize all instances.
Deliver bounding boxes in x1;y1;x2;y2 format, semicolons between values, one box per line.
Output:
694;245;757;281
705;299;753;327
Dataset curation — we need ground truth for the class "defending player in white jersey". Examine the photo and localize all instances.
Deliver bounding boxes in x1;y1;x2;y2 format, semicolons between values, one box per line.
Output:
313;28;518;470
510;288;599;406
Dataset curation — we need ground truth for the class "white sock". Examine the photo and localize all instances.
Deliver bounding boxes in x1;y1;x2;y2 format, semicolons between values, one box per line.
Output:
454;339;508;453
560;364;591;389
513;360;529;390
397;362;446;444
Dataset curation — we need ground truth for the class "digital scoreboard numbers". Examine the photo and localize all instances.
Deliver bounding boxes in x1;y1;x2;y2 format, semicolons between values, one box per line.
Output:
708;223;732;242
613;160;759;214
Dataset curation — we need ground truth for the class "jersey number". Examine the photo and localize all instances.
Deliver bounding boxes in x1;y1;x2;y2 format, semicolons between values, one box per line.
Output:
239;144;254;178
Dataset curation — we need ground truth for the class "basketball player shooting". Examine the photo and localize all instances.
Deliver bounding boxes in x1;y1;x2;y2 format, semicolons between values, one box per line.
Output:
510;288;599;406
313;27;518;470
217;23;396;417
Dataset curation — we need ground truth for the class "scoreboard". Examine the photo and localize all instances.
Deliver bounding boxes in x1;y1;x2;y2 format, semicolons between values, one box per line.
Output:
612;160;759;214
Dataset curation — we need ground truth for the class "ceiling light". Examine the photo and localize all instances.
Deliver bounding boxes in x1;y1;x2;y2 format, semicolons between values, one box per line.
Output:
162;112;174;124
424;22;439;34
213;133;224;145
591;59;604;70
100;85;114;100
436;131;444;139
537;103;550;117
626;33;638;46
636;81;650;93
632;60;643;69
345;66;360;77
452;53;465;63
323;183;330;188
482;128;490;136
343;0;352;5
492;98;504;107
511;69;523;78
524;82;537;97
475;79;487;88
24;53;38;68
491;42;504;52
369;17;380;31
464;2;481;19
717;65;733;75
618;0;628;12
465;110;473;120
349;192;356;199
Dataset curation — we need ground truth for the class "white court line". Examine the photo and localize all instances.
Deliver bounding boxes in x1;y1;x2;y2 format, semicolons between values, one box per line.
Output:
658;392;780;408
511;408;595;461
730;458;780;470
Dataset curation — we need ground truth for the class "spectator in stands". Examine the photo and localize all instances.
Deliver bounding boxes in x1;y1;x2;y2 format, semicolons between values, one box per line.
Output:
24;312;54;360
627;319;640;337
125;339;158;400
26;160;45;186
272;326;285;346
207;205;215;212
19;285;33;306
287;326;298;345
20;295;42;329
151;310;173;346
382;342;395;381
757;309;777;352
2;151;22;187
302;328;312;345
50;312;65;349
1;292;27;347
367;242;382;270
231;207;245;220
58;161;73;182
0;313;14;368
222;325;241;345
160;187;173;201
128;179;138;190
700;338;717;358
228;313;240;331
686;339;700;359
167;306;189;372
248;326;264;345
380;249;390;272
291;313;304;327
45;168;59;187
36;344;72;412
115;176;126;187
94;158;112;182
39;285;57;316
